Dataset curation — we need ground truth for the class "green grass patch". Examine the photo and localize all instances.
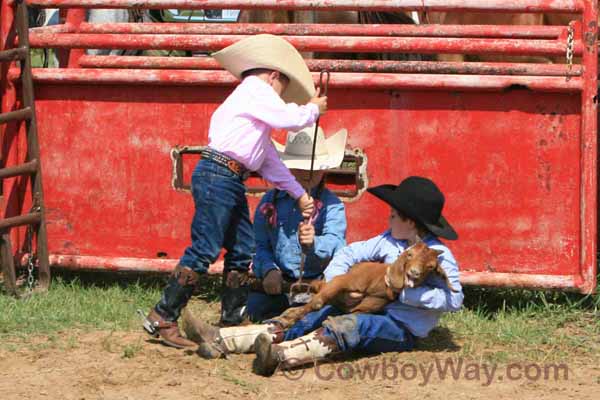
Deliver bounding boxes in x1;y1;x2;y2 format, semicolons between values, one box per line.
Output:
418;286;600;363
1;271;599;364
0;274;163;339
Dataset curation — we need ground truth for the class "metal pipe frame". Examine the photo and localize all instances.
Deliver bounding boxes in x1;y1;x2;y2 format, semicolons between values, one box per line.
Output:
26;0;584;13
31;22;565;39
77;55;582;76
44;253;583;291
27;33;583;57
8;68;583;92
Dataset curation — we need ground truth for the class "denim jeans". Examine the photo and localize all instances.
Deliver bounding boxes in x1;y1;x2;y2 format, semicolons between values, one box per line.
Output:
155;158;255;321
280;305;416;354
247;291;290;322
179;158;255;274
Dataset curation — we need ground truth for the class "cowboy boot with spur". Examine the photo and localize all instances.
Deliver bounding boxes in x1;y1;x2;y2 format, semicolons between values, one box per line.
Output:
182;309;284;359
254;327;339;376
141;265;199;348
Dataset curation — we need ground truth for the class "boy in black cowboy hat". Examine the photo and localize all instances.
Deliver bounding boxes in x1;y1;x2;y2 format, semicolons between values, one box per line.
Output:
183;176;463;370
248;176;464;375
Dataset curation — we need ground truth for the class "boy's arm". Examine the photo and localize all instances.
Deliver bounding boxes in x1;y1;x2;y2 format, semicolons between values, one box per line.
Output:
252;196;280;279
242;84;319;131
397;251;464;312
323;235;384;282
257;141;305;199
310;198;347;261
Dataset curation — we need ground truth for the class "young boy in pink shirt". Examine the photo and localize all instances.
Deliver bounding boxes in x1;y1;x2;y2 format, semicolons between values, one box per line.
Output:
142;34;328;348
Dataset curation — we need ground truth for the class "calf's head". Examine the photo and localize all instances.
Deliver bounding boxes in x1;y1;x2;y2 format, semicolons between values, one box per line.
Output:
387;242;458;292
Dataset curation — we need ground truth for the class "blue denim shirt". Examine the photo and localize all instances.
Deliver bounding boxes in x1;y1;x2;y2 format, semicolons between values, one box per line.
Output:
253;187;347;280
324;231;464;338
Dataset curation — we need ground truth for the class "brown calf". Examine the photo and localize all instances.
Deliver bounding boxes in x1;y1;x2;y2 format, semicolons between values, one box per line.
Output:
272;242;457;329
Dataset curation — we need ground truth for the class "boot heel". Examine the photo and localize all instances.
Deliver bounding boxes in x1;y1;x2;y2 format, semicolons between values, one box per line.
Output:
254;333;278;376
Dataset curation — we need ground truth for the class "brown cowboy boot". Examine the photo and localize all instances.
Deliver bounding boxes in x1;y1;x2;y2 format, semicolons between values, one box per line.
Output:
143;309;197;348
142;265;200;348
182;309;284;359
254;328;339;376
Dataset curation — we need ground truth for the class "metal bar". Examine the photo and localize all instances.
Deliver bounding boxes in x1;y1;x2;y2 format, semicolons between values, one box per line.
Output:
0;106;32;124
0;159;38;179
28;33;583;57
578;0;598;294
13;68;583;93
47;254;225;275
459;271;581;292
0;212;42;231
25;0;584;13
78;55;583;76
44;253;587;292
15;0;50;289
0;234;19;297
67;22;564;39
0;46;28;62
65;9;86;67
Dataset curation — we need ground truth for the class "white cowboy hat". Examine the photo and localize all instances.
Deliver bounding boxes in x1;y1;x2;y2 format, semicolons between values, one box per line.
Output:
212;34;315;105
273;126;348;170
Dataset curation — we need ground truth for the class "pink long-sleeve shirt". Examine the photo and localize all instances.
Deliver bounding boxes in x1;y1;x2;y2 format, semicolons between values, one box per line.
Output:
208;76;319;199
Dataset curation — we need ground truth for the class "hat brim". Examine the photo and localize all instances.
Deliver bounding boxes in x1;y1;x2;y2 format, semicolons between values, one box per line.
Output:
367;185;458;240
212;34;315;104
273;128;348;170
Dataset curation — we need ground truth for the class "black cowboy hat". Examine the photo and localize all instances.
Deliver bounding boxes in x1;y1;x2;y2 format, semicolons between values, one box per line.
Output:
366;176;458;240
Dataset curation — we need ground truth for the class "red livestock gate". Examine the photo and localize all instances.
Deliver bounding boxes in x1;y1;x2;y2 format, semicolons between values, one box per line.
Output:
0;0;597;294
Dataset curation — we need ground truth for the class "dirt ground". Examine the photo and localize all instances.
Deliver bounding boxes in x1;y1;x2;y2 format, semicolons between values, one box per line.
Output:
0;327;598;400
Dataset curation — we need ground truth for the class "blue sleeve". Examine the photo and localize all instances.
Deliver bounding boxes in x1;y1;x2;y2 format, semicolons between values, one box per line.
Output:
323;234;385;282
397;247;464;312
252;194;279;279
311;195;347;262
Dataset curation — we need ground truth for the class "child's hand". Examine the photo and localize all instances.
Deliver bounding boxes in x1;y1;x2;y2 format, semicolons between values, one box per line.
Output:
297;193;315;219
310;87;328;115
263;269;283;295
298;221;315;247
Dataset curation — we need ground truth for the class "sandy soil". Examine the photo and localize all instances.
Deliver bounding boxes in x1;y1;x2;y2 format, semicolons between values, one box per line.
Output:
0;328;598;400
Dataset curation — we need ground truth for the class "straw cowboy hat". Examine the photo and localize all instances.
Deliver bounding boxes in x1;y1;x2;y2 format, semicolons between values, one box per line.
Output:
273;126;348;171
212;34;315;104
367;177;458;240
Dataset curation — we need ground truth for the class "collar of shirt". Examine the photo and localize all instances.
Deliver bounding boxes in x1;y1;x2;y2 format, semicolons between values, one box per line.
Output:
242;75;279;98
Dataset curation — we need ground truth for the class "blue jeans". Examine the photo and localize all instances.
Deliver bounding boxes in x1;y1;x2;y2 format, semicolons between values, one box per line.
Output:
179;158;254;274
280;306;416;354
154;158;254;321
247;291;290;322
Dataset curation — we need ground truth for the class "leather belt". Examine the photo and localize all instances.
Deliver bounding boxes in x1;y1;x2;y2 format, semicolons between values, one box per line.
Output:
201;148;250;180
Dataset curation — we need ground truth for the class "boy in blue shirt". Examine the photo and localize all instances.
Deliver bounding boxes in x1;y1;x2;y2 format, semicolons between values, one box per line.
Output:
249;126;348;321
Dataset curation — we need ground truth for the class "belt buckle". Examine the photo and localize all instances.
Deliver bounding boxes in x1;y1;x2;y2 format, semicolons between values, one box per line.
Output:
227;160;242;176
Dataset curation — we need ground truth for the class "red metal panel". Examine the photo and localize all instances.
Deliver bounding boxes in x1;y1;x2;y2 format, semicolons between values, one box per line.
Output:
26;0;584;13
30;82;592;292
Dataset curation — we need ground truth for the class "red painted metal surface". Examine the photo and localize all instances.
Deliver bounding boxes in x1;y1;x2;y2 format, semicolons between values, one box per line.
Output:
27;33;582;57
25;0;584;13
1;0;597;294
